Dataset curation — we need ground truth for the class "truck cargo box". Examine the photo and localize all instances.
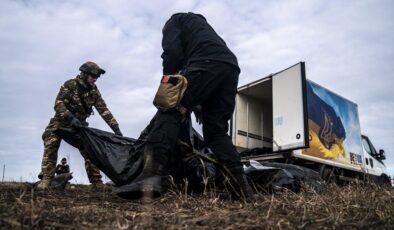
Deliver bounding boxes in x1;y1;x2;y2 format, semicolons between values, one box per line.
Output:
232;62;365;172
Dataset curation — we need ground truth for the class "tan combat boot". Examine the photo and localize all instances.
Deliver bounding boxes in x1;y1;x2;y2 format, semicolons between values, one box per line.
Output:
90;180;107;191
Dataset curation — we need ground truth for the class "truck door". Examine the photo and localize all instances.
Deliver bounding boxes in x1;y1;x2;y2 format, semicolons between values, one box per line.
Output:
362;135;385;176
272;62;309;151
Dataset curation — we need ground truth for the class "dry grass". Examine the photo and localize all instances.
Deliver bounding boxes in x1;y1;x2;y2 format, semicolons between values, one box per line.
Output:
0;182;393;229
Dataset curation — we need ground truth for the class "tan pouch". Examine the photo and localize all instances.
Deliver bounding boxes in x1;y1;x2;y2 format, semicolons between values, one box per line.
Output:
153;74;188;111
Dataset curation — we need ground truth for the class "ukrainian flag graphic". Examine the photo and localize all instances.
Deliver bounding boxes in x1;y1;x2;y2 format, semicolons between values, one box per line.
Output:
303;81;346;159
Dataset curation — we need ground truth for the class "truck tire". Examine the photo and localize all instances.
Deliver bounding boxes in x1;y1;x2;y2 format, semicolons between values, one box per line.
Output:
319;165;337;184
380;175;392;186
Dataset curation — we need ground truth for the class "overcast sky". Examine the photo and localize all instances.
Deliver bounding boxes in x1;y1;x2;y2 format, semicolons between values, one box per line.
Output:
1;0;393;184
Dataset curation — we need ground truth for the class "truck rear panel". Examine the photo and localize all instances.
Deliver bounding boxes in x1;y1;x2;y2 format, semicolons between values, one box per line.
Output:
233;62;309;152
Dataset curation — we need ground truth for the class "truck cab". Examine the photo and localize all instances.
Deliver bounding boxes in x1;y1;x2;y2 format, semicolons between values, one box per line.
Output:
361;135;390;183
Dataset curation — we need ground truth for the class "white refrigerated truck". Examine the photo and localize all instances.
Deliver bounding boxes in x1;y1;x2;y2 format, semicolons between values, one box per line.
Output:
233;62;390;184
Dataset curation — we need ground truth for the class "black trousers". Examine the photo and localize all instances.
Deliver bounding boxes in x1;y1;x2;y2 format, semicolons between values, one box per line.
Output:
147;61;242;173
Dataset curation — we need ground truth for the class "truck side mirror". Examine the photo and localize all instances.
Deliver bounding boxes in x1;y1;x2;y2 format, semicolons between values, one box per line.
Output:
377;149;386;160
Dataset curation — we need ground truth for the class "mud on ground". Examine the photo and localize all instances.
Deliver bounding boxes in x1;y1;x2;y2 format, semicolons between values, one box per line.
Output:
0;182;393;229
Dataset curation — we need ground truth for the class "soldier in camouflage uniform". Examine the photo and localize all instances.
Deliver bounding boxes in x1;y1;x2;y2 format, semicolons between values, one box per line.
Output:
38;61;122;189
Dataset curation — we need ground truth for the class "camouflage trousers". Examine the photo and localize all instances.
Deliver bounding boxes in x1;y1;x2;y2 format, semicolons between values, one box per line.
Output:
40;118;102;183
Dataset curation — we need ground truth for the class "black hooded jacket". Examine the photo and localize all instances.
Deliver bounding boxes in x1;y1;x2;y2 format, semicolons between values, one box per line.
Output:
161;12;240;75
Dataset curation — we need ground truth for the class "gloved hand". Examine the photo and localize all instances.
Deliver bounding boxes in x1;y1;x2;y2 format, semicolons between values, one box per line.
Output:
69;117;82;128
193;105;203;125
65;112;82;128
112;125;123;136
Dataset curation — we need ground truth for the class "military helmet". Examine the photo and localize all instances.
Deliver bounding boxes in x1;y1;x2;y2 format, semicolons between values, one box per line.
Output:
79;61;106;77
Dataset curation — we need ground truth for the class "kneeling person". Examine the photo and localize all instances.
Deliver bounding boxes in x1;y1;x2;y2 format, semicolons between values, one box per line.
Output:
56;157;70;175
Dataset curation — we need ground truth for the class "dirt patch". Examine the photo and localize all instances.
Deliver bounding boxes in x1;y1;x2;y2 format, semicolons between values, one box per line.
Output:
0;182;393;229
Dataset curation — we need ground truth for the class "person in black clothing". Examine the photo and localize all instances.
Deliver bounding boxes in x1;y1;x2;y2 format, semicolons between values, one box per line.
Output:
56;158;70;175
130;13;253;201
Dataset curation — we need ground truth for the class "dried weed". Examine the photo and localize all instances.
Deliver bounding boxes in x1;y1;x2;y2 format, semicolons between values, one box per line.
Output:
0;182;393;229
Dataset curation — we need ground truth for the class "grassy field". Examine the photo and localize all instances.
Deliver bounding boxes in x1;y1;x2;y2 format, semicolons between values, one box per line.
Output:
0;182;393;229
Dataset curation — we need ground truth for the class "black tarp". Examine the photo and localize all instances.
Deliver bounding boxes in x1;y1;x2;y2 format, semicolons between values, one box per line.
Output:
244;161;324;193
55;117;324;197
55;127;142;186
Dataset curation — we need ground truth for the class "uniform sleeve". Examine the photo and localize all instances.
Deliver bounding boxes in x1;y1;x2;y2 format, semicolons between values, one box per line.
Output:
94;90;119;128
54;81;73;120
161;15;184;75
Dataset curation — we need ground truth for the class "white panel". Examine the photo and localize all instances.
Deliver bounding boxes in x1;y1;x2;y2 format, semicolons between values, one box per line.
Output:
234;94;247;148
272;63;306;151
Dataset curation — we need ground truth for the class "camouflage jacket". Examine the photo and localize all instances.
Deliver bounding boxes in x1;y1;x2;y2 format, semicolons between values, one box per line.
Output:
53;75;119;129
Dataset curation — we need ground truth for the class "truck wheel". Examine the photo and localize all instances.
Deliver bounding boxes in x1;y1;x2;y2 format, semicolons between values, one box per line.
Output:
380;175;392;186
319;165;337;184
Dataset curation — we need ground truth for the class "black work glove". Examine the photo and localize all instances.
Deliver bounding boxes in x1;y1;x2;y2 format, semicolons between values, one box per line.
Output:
193;105;203;125
112;125;123;136
65;113;82;128
69;117;82;128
